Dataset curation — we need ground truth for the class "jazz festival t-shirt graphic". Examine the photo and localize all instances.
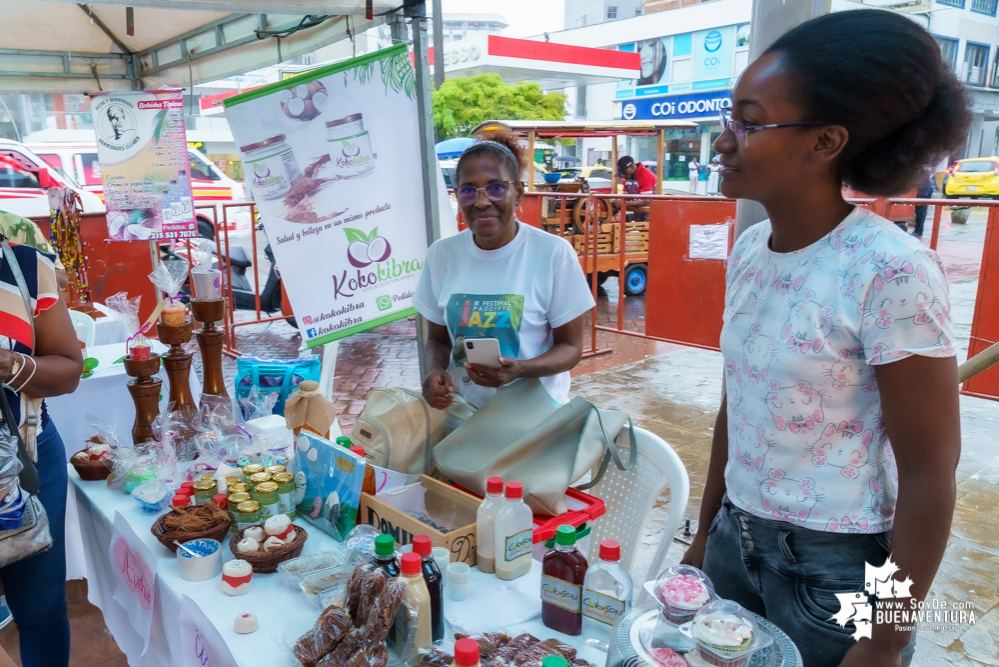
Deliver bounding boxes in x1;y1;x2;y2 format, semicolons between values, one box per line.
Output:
446;293;524;367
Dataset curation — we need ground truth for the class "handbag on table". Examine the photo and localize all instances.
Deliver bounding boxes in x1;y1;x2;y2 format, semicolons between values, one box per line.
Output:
432;378;637;516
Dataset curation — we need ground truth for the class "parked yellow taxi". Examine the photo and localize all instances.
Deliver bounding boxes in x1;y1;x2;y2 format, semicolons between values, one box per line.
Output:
944;157;999;199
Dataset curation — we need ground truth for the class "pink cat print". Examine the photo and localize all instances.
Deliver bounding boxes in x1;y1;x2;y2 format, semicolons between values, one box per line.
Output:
781;290;836;353
728;291;762;323
840;250;887;306
830;225;879;253
807;423;874;478
759;469;817;523
823;347;878;392
769;268;807;296
734;414;774;472
868;262;937;329
742;324;774;383
766;380;825;432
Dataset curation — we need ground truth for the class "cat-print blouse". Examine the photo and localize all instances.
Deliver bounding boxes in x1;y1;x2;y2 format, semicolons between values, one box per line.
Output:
720;207;954;534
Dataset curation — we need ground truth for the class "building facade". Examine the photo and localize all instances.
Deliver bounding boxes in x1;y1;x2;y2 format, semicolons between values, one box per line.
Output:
565;0;644;29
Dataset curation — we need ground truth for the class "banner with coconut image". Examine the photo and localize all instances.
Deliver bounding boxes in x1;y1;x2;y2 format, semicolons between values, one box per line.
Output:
224;44;454;349
90;89;198;241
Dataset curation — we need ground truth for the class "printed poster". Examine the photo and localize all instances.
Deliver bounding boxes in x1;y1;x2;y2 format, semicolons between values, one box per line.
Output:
224;44;454;348
108;511;156;655
91;89;198;241
177;595;239;667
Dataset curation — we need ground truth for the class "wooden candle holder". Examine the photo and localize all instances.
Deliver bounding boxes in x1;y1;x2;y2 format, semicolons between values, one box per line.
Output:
123;354;162;444
156;320;195;410
191;298;229;402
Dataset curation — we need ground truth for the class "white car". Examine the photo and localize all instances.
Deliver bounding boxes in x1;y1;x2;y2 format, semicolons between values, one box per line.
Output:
0;139;104;217
27;142;251;238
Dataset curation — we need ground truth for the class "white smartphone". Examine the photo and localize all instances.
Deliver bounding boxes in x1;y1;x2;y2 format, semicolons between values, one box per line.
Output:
463;337;502;369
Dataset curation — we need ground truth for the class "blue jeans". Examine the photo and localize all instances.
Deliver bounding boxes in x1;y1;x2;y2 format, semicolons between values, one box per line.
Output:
703;498;915;667
0;420;70;667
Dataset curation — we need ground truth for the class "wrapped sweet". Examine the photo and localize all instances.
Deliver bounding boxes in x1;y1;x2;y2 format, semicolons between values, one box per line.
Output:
647;565;716;625
234;612;258;634
264;513;294;540
263;536;285;552
148;259;190;326
237;537;260;553
222;559;253;596
244;526;266;542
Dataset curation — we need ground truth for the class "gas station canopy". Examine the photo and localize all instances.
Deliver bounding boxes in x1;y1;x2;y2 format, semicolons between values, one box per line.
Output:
0;0;398;93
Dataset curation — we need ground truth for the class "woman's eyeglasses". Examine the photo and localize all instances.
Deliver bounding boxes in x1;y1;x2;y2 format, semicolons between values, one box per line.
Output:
456;181;515;206
718;109;827;149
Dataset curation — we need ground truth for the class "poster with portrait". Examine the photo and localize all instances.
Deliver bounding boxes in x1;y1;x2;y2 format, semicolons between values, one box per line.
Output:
90;89;198;241
636;37;669;87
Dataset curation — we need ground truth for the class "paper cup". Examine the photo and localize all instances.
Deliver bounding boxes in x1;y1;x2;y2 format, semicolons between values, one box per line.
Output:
433;547;450;574
192;270;222;301
447;562;470;601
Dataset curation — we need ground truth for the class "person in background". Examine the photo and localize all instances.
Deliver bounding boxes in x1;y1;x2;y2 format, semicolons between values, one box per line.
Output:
679;10;968;667
707;157;723;195
912;172;934;238
688;156;700;194
0;211;68;290
614;156;656;222
415;129;594;410
0;233;83;667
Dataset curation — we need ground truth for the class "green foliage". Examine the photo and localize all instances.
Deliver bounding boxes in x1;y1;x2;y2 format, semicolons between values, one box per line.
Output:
343;227;378;243
432;74;566;140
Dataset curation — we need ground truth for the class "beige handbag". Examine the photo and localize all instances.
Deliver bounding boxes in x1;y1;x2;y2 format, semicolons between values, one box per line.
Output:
432;378;637;516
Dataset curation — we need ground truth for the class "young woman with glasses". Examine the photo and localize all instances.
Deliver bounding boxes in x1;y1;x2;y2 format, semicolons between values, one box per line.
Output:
414;129;594;409
681;11;970;667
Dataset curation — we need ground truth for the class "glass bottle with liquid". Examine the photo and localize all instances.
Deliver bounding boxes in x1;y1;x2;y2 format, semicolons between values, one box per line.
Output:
582;539;632;639
400;552;432;655
541;525;587;636
494;482;533;581
373;534;400;578
475;477;504;574
411;534;444;642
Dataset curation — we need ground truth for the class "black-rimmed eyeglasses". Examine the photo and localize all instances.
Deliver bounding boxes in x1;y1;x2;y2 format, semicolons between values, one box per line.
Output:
719;109;826;149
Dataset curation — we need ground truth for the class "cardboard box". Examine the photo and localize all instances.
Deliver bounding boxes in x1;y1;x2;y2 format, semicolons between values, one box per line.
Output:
359;475;479;565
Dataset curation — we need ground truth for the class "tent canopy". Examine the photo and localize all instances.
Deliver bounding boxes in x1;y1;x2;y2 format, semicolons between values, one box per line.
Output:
0;0;399;93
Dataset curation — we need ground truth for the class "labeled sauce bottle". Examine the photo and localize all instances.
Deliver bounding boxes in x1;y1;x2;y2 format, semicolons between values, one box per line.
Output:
400;552;432;656
494;482;534;581
351;445;377;496
451;638;480;667
412;534;444;642
541;525;588;636
373;534;400;578
475;477;504;574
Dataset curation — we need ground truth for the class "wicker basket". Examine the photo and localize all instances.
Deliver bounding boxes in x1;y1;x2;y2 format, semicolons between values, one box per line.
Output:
70;450;113;481
229;524;308;573
151;508;233;553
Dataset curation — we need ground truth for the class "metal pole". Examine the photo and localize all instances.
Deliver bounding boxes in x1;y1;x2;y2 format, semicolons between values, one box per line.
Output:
432;0;444;91
734;0;831;240
408;0;442;381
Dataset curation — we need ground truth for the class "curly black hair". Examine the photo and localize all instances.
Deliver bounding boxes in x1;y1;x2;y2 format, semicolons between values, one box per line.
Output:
455;128;528;183
765;10;971;196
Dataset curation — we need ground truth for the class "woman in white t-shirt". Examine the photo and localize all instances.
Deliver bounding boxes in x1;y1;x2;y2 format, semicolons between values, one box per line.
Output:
413;130;595;409
679;12;970;667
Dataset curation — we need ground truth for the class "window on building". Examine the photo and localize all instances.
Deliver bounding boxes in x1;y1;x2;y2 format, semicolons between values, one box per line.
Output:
671;58;692;84
935;36;959;69
636;6;642;14
971;0;996;13
962;42;990;86
935;0;964;7
607;6;617;19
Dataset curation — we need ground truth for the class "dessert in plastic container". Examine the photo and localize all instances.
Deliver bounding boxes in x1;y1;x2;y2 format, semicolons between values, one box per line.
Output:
131;480;172;513
680;600;772;667
277;549;346;589
643;565;716;625
298;566;348;609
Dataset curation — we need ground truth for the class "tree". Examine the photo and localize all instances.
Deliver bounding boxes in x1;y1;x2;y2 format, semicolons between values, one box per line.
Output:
432;73;567;140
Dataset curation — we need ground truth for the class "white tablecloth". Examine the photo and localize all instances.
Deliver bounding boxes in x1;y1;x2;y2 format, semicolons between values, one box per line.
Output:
70;470;608;667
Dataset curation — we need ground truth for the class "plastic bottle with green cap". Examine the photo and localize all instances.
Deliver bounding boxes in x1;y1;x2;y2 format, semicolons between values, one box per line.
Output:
541;524;588;635
541;657;569;667
336;436;352;449
372;533;400;577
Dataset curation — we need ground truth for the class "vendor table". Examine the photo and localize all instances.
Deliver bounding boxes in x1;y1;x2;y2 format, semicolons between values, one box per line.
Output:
70;469;611;667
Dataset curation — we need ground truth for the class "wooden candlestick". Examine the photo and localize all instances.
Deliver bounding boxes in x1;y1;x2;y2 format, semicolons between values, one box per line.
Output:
156;320;195;410
123;354;162;444
191;298;229;402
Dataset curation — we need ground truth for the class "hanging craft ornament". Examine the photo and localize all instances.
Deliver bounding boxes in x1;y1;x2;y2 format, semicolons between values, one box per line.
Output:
48;189;89;305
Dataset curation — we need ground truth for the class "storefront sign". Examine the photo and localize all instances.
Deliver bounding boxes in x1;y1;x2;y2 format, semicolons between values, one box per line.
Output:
90;89;198;241
178;595;238;667
224;44;453;349
620;90;732;121
692;26;734;83
109;511;156;655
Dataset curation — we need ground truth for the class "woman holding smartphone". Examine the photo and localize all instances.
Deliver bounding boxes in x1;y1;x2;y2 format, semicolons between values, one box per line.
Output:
414;129;594;409
681;11;968;667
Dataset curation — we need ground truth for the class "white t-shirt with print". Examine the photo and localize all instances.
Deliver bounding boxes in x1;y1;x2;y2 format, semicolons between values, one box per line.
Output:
413;222;595;408
721;207;955;534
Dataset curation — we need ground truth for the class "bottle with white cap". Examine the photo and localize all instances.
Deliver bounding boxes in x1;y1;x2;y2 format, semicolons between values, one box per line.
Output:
494;482;533;581
475;476;504;574
581;539;633;639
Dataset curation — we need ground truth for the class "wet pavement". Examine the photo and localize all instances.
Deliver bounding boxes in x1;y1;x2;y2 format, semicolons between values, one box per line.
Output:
2;207;995;666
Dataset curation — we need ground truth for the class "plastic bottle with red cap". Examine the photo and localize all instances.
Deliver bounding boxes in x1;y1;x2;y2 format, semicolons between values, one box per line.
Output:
581;539;633;639
411;534;444;642
475;476;504;574
452;638;481;667
494;481;533;581
350;444;376;496
399;552;432;654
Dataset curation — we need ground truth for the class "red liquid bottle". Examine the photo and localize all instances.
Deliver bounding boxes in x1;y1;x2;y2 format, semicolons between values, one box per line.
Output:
541;525;588;636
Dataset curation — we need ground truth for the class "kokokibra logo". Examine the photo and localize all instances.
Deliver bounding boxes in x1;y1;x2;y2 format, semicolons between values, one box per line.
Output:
831;555;976;640
333;227;422;300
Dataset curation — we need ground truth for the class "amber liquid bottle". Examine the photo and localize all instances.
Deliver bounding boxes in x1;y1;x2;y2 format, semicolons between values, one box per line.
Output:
541;525;588;635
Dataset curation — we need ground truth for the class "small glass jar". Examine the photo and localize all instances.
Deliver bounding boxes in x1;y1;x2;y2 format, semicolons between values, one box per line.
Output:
224;475;241;490
227;492;251;531
228;482;250;498
193;479;217;505
240;134;302;200
266;464;286;476
200;472;216;482
248;472;272;491
273;472;297;519
255;482;281;519
235;500;262;531
242;463;265;479
326;114;375;180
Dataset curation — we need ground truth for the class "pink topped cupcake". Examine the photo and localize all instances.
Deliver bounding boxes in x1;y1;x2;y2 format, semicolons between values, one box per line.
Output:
656;574;712;624
648;647;689;667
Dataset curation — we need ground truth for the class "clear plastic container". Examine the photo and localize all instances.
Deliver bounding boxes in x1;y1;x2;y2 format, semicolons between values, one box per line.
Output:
298;566;349;608
681;600;773;667
644;565;717;626
277;549;346;589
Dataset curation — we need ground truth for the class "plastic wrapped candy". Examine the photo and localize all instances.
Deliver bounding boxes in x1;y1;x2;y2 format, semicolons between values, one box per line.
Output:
131;480;171;512
644;564;717;626
190;240;222;301
89;414;157;493
148;258;190;326
105;292;151;359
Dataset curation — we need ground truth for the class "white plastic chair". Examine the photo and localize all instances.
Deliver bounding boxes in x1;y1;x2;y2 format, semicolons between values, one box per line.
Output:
584;425;689;587
68;309;95;348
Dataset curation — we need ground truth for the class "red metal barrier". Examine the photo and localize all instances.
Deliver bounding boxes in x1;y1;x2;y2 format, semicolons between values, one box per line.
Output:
961;202;999;401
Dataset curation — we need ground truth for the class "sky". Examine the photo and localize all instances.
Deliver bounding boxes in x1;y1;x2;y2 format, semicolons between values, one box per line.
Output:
441;0;566;39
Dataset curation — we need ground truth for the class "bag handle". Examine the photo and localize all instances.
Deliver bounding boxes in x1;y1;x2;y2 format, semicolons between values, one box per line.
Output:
576;404;638;491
